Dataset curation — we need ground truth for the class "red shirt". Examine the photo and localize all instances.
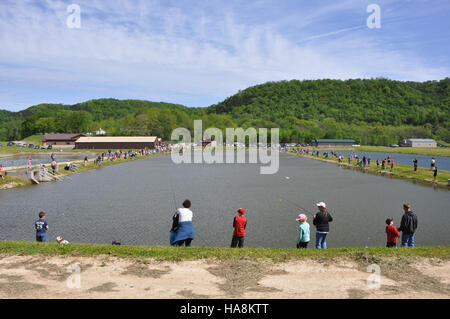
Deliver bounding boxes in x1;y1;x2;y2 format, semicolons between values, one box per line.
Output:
386;225;400;243
233;215;247;237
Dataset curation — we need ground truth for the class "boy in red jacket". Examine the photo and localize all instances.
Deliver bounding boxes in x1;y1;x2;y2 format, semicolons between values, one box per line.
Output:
385;218;400;247
231;208;247;248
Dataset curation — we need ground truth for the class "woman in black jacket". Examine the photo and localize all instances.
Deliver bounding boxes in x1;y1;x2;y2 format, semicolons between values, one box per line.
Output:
313;202;333;249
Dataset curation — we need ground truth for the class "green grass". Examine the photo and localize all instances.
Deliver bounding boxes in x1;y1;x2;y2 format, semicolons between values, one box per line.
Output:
0;175;32;189
23;134;44;145
0;241;448;262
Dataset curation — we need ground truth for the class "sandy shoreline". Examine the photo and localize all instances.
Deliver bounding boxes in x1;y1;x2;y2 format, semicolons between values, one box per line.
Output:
0;254;448;299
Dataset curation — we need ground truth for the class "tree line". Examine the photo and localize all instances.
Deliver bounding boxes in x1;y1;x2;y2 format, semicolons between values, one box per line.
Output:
0;78;448;145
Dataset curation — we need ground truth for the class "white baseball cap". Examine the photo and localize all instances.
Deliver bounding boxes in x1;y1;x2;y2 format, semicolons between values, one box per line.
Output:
316;202;326;208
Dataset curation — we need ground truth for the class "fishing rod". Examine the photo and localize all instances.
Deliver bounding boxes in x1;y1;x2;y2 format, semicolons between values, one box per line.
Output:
278;195;316;217
168;176;178;213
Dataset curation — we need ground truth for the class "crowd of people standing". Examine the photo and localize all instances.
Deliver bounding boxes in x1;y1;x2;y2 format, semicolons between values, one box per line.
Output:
33;200;418;250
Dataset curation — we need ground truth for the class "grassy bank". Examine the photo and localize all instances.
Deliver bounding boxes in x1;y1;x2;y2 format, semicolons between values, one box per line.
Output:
51;152;166;178
311;145;450;157
0;175;32;190
287;151;450;189
355;146;450;157
0;152;166;191
0;241;448;262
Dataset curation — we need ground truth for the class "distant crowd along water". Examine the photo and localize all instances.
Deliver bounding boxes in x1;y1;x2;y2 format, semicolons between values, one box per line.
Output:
284;147;441;181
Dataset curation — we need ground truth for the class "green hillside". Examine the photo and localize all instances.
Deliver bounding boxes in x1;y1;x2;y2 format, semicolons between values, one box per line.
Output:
0;78;448;145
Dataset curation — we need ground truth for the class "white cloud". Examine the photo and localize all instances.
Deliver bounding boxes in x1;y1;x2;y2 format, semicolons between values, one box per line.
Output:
0;0;448;110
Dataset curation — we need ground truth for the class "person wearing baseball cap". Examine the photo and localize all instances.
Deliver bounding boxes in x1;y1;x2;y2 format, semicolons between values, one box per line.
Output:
296;213;310;248
385;218;400;248
231;208;247;248
312;202;333;249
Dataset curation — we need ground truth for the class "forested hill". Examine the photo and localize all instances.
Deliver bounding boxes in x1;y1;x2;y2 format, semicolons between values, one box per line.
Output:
208;78;449;144
209;78;448;127
0;79;449;145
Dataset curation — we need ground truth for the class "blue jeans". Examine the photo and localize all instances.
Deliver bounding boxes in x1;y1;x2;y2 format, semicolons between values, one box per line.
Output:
316;232;328;249
36;233;47;242
401;233;415;247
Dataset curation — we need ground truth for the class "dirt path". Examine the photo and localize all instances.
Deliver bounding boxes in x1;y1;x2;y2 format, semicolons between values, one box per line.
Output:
0;254;448;299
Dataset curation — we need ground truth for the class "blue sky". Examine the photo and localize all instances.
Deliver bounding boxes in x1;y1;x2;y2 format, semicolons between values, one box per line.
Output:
0;0;449;111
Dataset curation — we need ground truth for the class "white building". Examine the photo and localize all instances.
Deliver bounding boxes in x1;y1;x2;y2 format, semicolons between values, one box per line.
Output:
404;138;437;148
94;128;106;136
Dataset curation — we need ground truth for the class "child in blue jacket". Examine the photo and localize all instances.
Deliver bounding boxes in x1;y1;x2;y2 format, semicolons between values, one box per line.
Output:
296;214;310;248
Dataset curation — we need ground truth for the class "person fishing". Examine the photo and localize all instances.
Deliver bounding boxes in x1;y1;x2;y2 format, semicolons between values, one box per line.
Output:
172;199;195;247
397;203;418;247
312;202;333;249
169;210;179;246
296;213;310;248
35;211;49;242
231;208;247;248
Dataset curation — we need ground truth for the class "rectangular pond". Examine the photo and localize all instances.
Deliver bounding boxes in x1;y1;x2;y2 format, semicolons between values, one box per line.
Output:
0;152;448;248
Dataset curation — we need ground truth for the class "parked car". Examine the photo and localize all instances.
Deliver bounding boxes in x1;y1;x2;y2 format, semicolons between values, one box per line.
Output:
34;145;40;149
41;145;47;149
7;141;14;146
47;145;53;149
28;144;34;148
0;142;3;147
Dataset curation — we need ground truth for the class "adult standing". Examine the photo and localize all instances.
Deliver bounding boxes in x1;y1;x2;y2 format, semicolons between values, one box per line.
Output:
413;158;418;172
312;202;333;249
173;199;195;247
397;203;418;247
430;158;436;170
27;156;32;170
51;160;57;174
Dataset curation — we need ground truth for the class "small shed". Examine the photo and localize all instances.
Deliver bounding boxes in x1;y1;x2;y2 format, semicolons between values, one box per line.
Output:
42;133;87;146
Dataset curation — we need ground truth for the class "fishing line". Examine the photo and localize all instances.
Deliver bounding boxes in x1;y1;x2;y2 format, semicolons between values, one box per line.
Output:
278;195;315;217
168;175;178;213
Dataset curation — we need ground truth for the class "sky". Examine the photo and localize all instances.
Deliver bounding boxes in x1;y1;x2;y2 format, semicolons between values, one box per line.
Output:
0;0;449;111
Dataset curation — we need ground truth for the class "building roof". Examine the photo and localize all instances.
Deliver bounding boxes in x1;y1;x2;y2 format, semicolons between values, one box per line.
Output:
76;136;158;143
43;133;86;141
314;139;356;143
407;138;436;142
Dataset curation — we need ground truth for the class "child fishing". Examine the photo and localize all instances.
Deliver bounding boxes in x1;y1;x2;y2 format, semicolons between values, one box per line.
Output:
296;213;310;248
385;218;400;247
231;208;247;248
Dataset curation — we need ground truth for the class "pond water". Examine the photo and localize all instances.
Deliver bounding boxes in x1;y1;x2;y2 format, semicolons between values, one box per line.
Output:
0;152;448;248
317;149;450;171
0;154;86;168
